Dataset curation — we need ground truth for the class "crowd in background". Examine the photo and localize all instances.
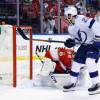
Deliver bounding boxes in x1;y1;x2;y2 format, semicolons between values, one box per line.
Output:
0;0;100;34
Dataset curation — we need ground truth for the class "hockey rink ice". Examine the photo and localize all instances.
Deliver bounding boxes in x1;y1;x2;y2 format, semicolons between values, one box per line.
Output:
0;60;100;100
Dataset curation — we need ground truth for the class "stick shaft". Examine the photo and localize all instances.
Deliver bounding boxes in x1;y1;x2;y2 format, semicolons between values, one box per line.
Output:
17;27;65;43
33;39;65;43
35;51;44;64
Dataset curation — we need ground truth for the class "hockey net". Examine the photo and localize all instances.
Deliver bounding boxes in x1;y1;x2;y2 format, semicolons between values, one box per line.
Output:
0;25;33;87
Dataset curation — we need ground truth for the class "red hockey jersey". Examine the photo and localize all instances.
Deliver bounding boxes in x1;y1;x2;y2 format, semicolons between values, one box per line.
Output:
45;48;74;73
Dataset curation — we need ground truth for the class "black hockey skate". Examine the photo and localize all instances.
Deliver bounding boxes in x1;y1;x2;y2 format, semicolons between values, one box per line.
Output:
88;83;100;95
63;83;76;92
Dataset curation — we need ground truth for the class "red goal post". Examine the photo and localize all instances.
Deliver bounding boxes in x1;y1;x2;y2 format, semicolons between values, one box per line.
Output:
0;25;33;87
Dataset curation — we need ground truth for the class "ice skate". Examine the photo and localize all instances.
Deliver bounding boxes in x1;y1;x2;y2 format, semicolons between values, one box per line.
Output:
63;83;76;92
88;83;100;95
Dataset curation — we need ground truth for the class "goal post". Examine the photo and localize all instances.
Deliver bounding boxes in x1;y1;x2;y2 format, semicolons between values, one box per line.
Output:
0;25;33;87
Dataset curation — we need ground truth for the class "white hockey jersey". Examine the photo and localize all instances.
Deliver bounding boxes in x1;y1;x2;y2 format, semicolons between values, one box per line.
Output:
68;15;100;44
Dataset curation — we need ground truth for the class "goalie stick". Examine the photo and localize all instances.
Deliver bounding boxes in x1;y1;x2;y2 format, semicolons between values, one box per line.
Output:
35;51;57;83
35;51;44;65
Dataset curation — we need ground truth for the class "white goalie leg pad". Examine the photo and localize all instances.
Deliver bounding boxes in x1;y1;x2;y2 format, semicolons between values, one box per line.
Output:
33;74;56;87
33;74;43;86
39;58;56;76
33;73;71;89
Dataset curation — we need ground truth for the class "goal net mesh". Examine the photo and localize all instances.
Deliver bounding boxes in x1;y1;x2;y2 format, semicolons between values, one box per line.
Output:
0;25;32;87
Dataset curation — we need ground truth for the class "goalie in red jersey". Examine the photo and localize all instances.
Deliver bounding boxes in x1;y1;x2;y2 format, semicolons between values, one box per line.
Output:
33;48;76;88
44;48;74;74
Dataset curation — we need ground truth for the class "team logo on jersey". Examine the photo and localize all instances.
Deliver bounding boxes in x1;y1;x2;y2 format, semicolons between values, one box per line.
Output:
76;29;87;43
58;52;65;56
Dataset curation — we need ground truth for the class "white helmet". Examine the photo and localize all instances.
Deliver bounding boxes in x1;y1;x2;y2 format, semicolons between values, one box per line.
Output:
64;6;77;17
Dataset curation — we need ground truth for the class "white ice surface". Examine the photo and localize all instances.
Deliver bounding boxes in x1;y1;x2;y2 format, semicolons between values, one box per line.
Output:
0;60;100;100
0;81;100;100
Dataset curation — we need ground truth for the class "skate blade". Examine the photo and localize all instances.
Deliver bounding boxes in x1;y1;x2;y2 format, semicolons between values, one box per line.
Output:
89;88;100;95
63;88;75;92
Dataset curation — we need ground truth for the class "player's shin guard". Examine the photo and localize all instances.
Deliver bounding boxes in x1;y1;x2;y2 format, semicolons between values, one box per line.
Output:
86;58;100;94
63;61;82;92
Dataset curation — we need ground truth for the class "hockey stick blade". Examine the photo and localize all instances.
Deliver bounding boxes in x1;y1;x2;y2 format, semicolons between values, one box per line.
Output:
89;91;100;95
17;27;29;40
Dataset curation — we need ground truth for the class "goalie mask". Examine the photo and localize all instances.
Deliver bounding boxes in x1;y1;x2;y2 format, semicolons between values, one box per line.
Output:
64;6;77;24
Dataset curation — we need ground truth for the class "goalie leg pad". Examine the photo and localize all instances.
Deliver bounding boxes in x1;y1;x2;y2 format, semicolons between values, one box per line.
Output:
33;74;56;87
39;58;56;76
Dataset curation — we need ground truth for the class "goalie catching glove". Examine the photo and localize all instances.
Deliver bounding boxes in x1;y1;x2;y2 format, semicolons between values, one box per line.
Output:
64;38;76;48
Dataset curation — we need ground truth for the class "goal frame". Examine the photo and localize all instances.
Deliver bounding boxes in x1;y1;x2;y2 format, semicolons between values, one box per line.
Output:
13;25;33;87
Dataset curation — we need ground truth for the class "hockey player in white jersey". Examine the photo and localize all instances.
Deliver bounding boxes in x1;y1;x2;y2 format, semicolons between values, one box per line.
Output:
63;6;100;95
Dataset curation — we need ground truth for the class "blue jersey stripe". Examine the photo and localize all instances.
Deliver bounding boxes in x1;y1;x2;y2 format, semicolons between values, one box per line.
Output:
89;19;95;29
89;71;98;78
70;71;79;77
95;35;100;38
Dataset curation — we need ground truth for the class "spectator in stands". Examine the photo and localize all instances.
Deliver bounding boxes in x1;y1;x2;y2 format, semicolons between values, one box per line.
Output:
1;21;6;25
43;12;55;34
50;2;58;16
61;16;70;33
86;0;99;11
53;5;70;34
95;10;100;23
86;7;90;17
0;19;7;25
32;0;40;18
53;16;69;34
75;1;87;15
63;0;74;5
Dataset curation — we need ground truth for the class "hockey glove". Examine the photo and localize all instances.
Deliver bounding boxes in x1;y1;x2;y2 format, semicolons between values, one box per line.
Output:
64;39;76;48
65;68;71;74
